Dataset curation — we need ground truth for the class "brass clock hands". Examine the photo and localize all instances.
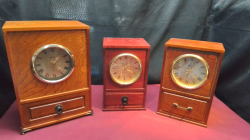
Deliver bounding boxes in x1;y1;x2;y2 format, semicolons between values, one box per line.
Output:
51;55;61;66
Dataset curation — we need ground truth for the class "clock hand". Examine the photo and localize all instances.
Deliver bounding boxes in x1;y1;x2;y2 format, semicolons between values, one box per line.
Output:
126;69;134;73
189;72;199;81
51;55;61;66
57;66;64;73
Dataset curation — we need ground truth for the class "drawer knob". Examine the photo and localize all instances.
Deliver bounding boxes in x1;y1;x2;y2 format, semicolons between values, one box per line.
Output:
55;104;63;114
121;96;128;106
173;103;193;111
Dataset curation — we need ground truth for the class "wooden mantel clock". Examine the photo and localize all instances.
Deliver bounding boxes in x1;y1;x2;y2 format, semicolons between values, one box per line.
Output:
103;38;150;110
157;38;225;127
2;21;93;134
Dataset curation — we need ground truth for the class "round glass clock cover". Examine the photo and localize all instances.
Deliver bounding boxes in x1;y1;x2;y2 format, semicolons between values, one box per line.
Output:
171;54;209;89
31;44;74;83
109;53;142;85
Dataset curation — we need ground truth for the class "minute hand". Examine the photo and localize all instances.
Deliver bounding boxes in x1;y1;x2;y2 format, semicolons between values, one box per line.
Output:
189;72;199;81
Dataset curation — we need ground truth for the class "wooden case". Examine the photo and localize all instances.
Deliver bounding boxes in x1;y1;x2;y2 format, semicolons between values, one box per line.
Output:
2;21;93;134
103;38;150;110
157;38;225;127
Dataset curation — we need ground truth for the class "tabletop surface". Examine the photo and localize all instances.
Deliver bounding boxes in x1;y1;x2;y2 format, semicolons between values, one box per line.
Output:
0;85;249;140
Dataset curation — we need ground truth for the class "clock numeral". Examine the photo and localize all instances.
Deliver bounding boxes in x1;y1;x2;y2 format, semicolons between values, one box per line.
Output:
64;66;69;70
113;72;117;74
119;58;121;60
201;72;206;75
37;57;42;59
135;68;138;69
134;62;138;64
124;77;125;80
200;66;205;68
175;72;178;76
197;77;202;81
42;50;47;54
65;61;71;63
61;72;64;75
45;73;49;77
50;48;54;52
118;75;120;79
63;54;67;57
193;81;195;84
38;69;44;74
185;80;188;84
197;60;200;64
174;67;178;70
191;58;194;61
125;56;127;59
35;64;41;67
184;58;187;61
53;74;56;78
179;78;182;81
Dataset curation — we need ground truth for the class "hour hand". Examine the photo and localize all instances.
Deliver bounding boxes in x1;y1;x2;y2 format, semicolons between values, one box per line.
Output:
51;55;61;66
189;72;199;81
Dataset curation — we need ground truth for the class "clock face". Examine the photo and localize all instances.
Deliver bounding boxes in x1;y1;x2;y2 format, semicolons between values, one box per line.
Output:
171;54;209;89
109;53;142;85
31;44;74;83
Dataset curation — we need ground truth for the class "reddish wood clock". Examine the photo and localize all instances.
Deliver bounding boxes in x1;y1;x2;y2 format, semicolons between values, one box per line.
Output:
2;21;93;134
157;38;225;127
103;38;150;110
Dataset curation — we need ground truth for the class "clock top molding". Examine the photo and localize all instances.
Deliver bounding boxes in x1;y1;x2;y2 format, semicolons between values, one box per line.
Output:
2;20;89;32
166;38;225;53
103;38;150;49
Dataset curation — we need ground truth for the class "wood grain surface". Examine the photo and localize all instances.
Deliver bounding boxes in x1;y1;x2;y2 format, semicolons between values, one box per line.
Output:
3;21;92;133
6;30;89;102
103;38;150;110
157;38;225;127
160;92;207;122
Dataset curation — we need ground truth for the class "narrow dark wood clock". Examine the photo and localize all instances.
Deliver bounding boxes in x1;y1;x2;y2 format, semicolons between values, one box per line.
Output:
157;38;225;127
2;21;93;134
103;38;150;110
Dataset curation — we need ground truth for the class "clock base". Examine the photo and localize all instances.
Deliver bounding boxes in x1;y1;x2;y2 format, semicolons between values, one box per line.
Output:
103;107;146;111
20;110;93;135
156;111;207;127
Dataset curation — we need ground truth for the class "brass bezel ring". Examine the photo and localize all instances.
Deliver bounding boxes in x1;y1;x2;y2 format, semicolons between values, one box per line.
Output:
31;44;75;84
170;54;209;89
109;53;142;85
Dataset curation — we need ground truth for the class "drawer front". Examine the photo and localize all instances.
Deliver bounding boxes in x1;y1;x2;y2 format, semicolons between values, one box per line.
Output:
105;92;144;106
161;92;207;122
21;91;91;127
30;97;84;119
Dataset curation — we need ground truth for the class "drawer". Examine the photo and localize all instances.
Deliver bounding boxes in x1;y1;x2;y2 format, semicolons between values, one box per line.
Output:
105;92;144;106
30;97;85;120
161;92;207;122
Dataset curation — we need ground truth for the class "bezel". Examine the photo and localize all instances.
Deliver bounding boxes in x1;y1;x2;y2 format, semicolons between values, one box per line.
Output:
170;54;209;89
109;53;142;85
31;44;75;84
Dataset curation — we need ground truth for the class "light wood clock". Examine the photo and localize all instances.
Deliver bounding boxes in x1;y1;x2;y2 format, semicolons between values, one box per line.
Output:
103;38;150;110
157;38;225;127
2;21;93;134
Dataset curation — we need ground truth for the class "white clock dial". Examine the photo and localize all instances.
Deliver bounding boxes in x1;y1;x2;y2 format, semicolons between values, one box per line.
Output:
109;53;142;85
171;54;209;89
31;44;74;83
